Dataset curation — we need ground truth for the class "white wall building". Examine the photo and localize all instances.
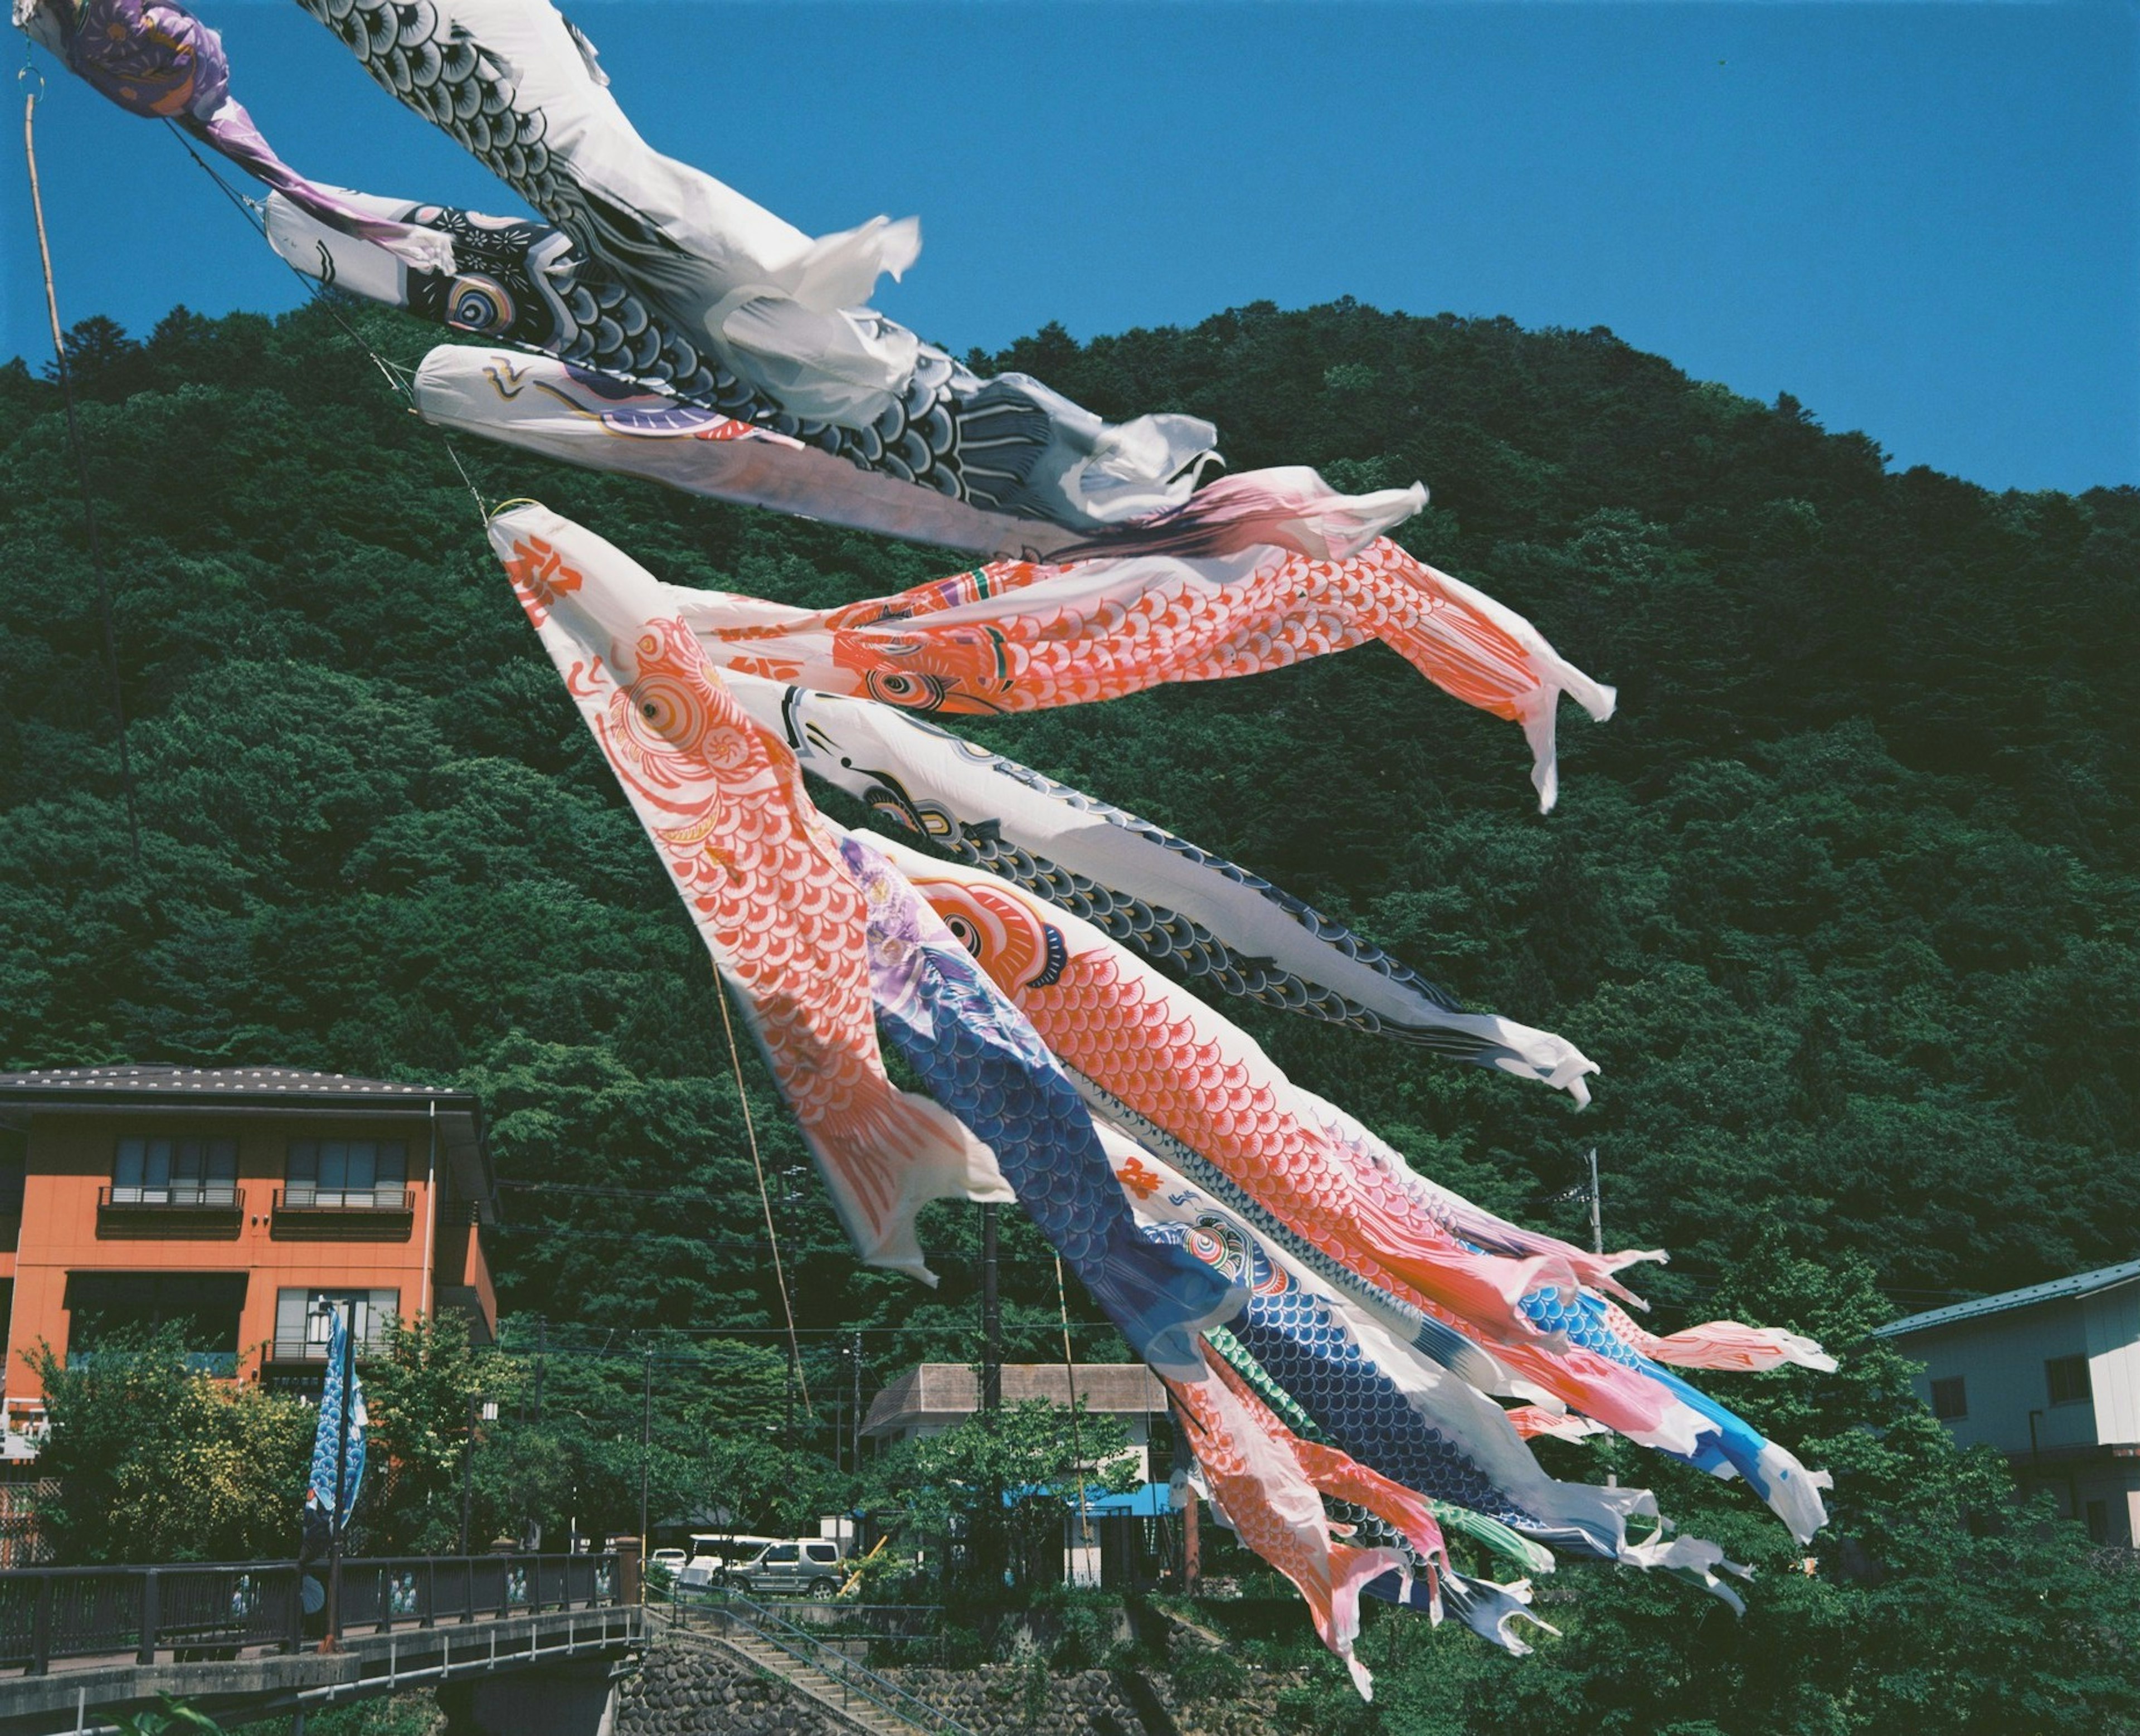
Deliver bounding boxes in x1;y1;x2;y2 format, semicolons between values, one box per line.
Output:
1873;1257;2140;1545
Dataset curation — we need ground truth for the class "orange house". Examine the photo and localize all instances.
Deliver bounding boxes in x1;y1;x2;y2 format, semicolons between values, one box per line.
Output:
0;1066;499;1443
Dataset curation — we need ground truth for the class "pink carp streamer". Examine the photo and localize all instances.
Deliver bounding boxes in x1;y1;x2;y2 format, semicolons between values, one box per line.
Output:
1167;1345;1412;1698
876;853;1577;1343
487;503;1007;1278
872;837;1721;1455
16;0;453;271
1293;1088;1838;1375
670;534;1613;810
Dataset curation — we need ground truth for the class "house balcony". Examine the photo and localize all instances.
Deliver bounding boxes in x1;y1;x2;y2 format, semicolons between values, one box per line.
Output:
95;1185;244;1239
269;1184;415;1241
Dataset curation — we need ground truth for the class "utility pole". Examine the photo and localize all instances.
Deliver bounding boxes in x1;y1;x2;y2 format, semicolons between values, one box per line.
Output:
639;1350;654;1572
851;1330;863;1470
980;1202;1002;1416
1587;1147;1602;1256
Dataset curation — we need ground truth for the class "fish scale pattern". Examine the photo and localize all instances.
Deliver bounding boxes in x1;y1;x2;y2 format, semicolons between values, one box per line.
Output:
1144;1223;1556;1538
497;520;990;1273
841;834;1232;1375
291;0;1070;514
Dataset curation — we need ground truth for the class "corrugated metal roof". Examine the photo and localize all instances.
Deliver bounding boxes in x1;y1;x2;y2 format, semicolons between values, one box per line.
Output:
0;1065;469;1103
1872;1258;2140;1339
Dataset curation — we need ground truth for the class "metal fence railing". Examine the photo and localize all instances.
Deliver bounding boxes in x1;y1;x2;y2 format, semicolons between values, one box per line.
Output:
0;1550;633;1675
667;1592;971;1736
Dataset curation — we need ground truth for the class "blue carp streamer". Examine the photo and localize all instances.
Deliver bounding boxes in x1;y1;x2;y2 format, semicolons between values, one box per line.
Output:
840;829;1239;1378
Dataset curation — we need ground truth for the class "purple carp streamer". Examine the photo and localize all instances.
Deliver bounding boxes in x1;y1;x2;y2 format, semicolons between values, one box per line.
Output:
288;0;1253;543
484;501;1008;1277
723;675;1598;1097
16;0;451;269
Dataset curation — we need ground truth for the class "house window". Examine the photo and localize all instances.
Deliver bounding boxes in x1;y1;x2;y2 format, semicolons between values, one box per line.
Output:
273;1287;399;1361
2046;1356;2092;1407
1930;1376;1967;1420
2085;1500;2111;1545
64;1272;246;1374
111;1137;237;1206
285;1140;407;1209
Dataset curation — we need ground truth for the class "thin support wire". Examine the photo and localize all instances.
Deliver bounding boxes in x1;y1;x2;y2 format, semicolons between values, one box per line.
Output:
1054;1255;1091;1548
716;977;813;1417
25;85;142;872
162;120;492;528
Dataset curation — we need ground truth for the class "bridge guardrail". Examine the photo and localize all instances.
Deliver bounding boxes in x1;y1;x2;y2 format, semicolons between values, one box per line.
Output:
0;1550;630;1675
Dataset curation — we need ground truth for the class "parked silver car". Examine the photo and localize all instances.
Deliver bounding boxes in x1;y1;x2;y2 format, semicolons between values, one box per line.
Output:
721;1538;847;1599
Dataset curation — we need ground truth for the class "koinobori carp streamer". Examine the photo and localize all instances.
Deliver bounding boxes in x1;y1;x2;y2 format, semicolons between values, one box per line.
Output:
722;674;1599;1098
484;502;1009;1277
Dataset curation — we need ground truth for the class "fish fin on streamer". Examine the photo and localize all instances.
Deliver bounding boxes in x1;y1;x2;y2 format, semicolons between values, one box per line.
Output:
805;1082;1011;1283
1208;1352;1448;1596
1368;548;1614;814
1504;1404;1611;1443
1168;1361;1400;1700
1434;1573;1559;1656
1642;1321;1838;1373
1618;1532;1757;1615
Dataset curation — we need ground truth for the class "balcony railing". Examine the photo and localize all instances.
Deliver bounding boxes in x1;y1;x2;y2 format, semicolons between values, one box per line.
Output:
267;1335;391;1365
98;1184;241;1210
95;1186;244;1239
277;1183;408;1212
270;1185;415;1242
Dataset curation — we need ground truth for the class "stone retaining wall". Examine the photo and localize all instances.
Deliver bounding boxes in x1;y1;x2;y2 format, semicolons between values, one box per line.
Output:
617;1640;848;1736
879;1664;1145;1736
613;1641;1156;1736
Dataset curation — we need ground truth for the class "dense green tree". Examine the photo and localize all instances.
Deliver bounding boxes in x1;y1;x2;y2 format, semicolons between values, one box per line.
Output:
25;1327;312;1563
2;295;2136;1719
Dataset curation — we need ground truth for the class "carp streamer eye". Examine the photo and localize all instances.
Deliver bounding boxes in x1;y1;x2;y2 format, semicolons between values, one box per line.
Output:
446;274;515;333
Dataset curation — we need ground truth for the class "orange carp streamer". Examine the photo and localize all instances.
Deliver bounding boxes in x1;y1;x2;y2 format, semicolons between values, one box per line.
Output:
866;839;1705;1453
487;504;1008;1278
672;534;1613;810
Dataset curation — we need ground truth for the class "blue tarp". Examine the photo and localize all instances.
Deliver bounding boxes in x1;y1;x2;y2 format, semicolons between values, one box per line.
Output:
1002;1481;1171;1516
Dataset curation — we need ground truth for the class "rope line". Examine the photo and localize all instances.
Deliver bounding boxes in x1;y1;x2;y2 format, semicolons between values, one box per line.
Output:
25;87;143;872
162;120;492;528
716;976;813;1416
1054;1254;1091;1535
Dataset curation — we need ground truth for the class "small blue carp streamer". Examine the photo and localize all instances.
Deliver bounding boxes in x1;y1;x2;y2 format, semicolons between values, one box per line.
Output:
305;1305;367;1529
840;829;1239;1379
1112;1132;1661;1563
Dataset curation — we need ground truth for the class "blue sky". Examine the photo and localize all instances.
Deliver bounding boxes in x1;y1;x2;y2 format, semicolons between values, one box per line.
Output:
6;1;2134;493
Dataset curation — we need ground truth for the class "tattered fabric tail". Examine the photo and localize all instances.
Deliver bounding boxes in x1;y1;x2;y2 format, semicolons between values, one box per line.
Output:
189;104;457;273
1166;1359;1406;1700
1053;467;1426;563
1369;546;1616;813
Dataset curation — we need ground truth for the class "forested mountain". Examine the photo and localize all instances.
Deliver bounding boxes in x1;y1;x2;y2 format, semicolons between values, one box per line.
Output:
2;298;2135;1400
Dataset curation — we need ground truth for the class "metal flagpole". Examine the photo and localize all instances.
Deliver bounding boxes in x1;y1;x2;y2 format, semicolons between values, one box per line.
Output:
1587;1148;1602;1256
323;1298;355;1651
